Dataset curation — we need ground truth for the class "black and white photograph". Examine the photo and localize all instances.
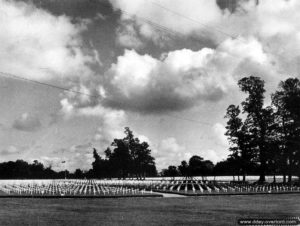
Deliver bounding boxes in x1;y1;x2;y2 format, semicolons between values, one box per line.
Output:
0;0;299;225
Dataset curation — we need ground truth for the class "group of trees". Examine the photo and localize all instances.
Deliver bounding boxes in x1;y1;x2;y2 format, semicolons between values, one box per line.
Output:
225;76;300;183
161;155;214;178
0;160;69;179
90;127;157;179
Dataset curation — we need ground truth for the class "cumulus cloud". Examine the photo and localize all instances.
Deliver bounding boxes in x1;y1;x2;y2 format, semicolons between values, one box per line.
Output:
12;113;42;132
109;0;300;83
103;49;224;113
102;35;270;113
222;0;300;77
110;0;300;44
54;0;299;118
53;0;299;117
0;0;94;81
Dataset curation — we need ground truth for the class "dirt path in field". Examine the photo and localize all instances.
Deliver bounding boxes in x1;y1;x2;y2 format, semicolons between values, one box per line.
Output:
152;192;186;197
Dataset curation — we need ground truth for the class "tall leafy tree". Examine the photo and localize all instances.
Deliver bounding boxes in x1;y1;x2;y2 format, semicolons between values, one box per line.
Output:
201;160;214;177
110;138;132;179
178;161;189;177
238;76;273;182
102;127;157;179
188;155;214;178
188;155;204;177
123;127;156;179
74;168;84;178
272;78;300;183
92;148;108;178
214;156;241;177
162;165;179;178
225;105;255;181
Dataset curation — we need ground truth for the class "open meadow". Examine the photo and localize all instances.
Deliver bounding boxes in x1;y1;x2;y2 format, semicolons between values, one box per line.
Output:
0;194;299;226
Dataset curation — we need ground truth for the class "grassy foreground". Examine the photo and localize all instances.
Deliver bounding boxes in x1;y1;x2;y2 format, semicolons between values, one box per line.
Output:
0;194;299;226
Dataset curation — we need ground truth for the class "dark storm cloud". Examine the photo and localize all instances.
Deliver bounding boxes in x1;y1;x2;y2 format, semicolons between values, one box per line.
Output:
103;86;226;114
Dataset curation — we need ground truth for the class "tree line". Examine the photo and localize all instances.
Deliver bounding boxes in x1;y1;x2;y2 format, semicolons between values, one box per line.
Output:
0;160;69;179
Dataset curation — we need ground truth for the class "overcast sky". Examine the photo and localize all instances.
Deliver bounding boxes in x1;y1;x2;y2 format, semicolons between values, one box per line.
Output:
0;0;299;171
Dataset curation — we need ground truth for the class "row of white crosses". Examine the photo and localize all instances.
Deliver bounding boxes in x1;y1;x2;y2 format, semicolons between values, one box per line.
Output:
123;179;300;194
0;179;149;196
0;179;299;196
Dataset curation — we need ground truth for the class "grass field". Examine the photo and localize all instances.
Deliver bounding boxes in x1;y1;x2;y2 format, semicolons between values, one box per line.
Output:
0;194;299;226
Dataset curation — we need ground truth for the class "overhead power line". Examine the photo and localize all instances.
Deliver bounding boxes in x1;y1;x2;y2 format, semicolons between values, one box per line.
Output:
98;0;239;45
0;71;101;99
149;0;239;39
98;1;202;44
0;71;213;126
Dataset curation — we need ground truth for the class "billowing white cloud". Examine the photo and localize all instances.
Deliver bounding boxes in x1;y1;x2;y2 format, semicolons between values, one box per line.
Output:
55;0;299;117
104;48;224;113
109;0;300;79
103;36;270;113
231;0;300;38
222;0;300;77
0;0;94;81
12;113;41;132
